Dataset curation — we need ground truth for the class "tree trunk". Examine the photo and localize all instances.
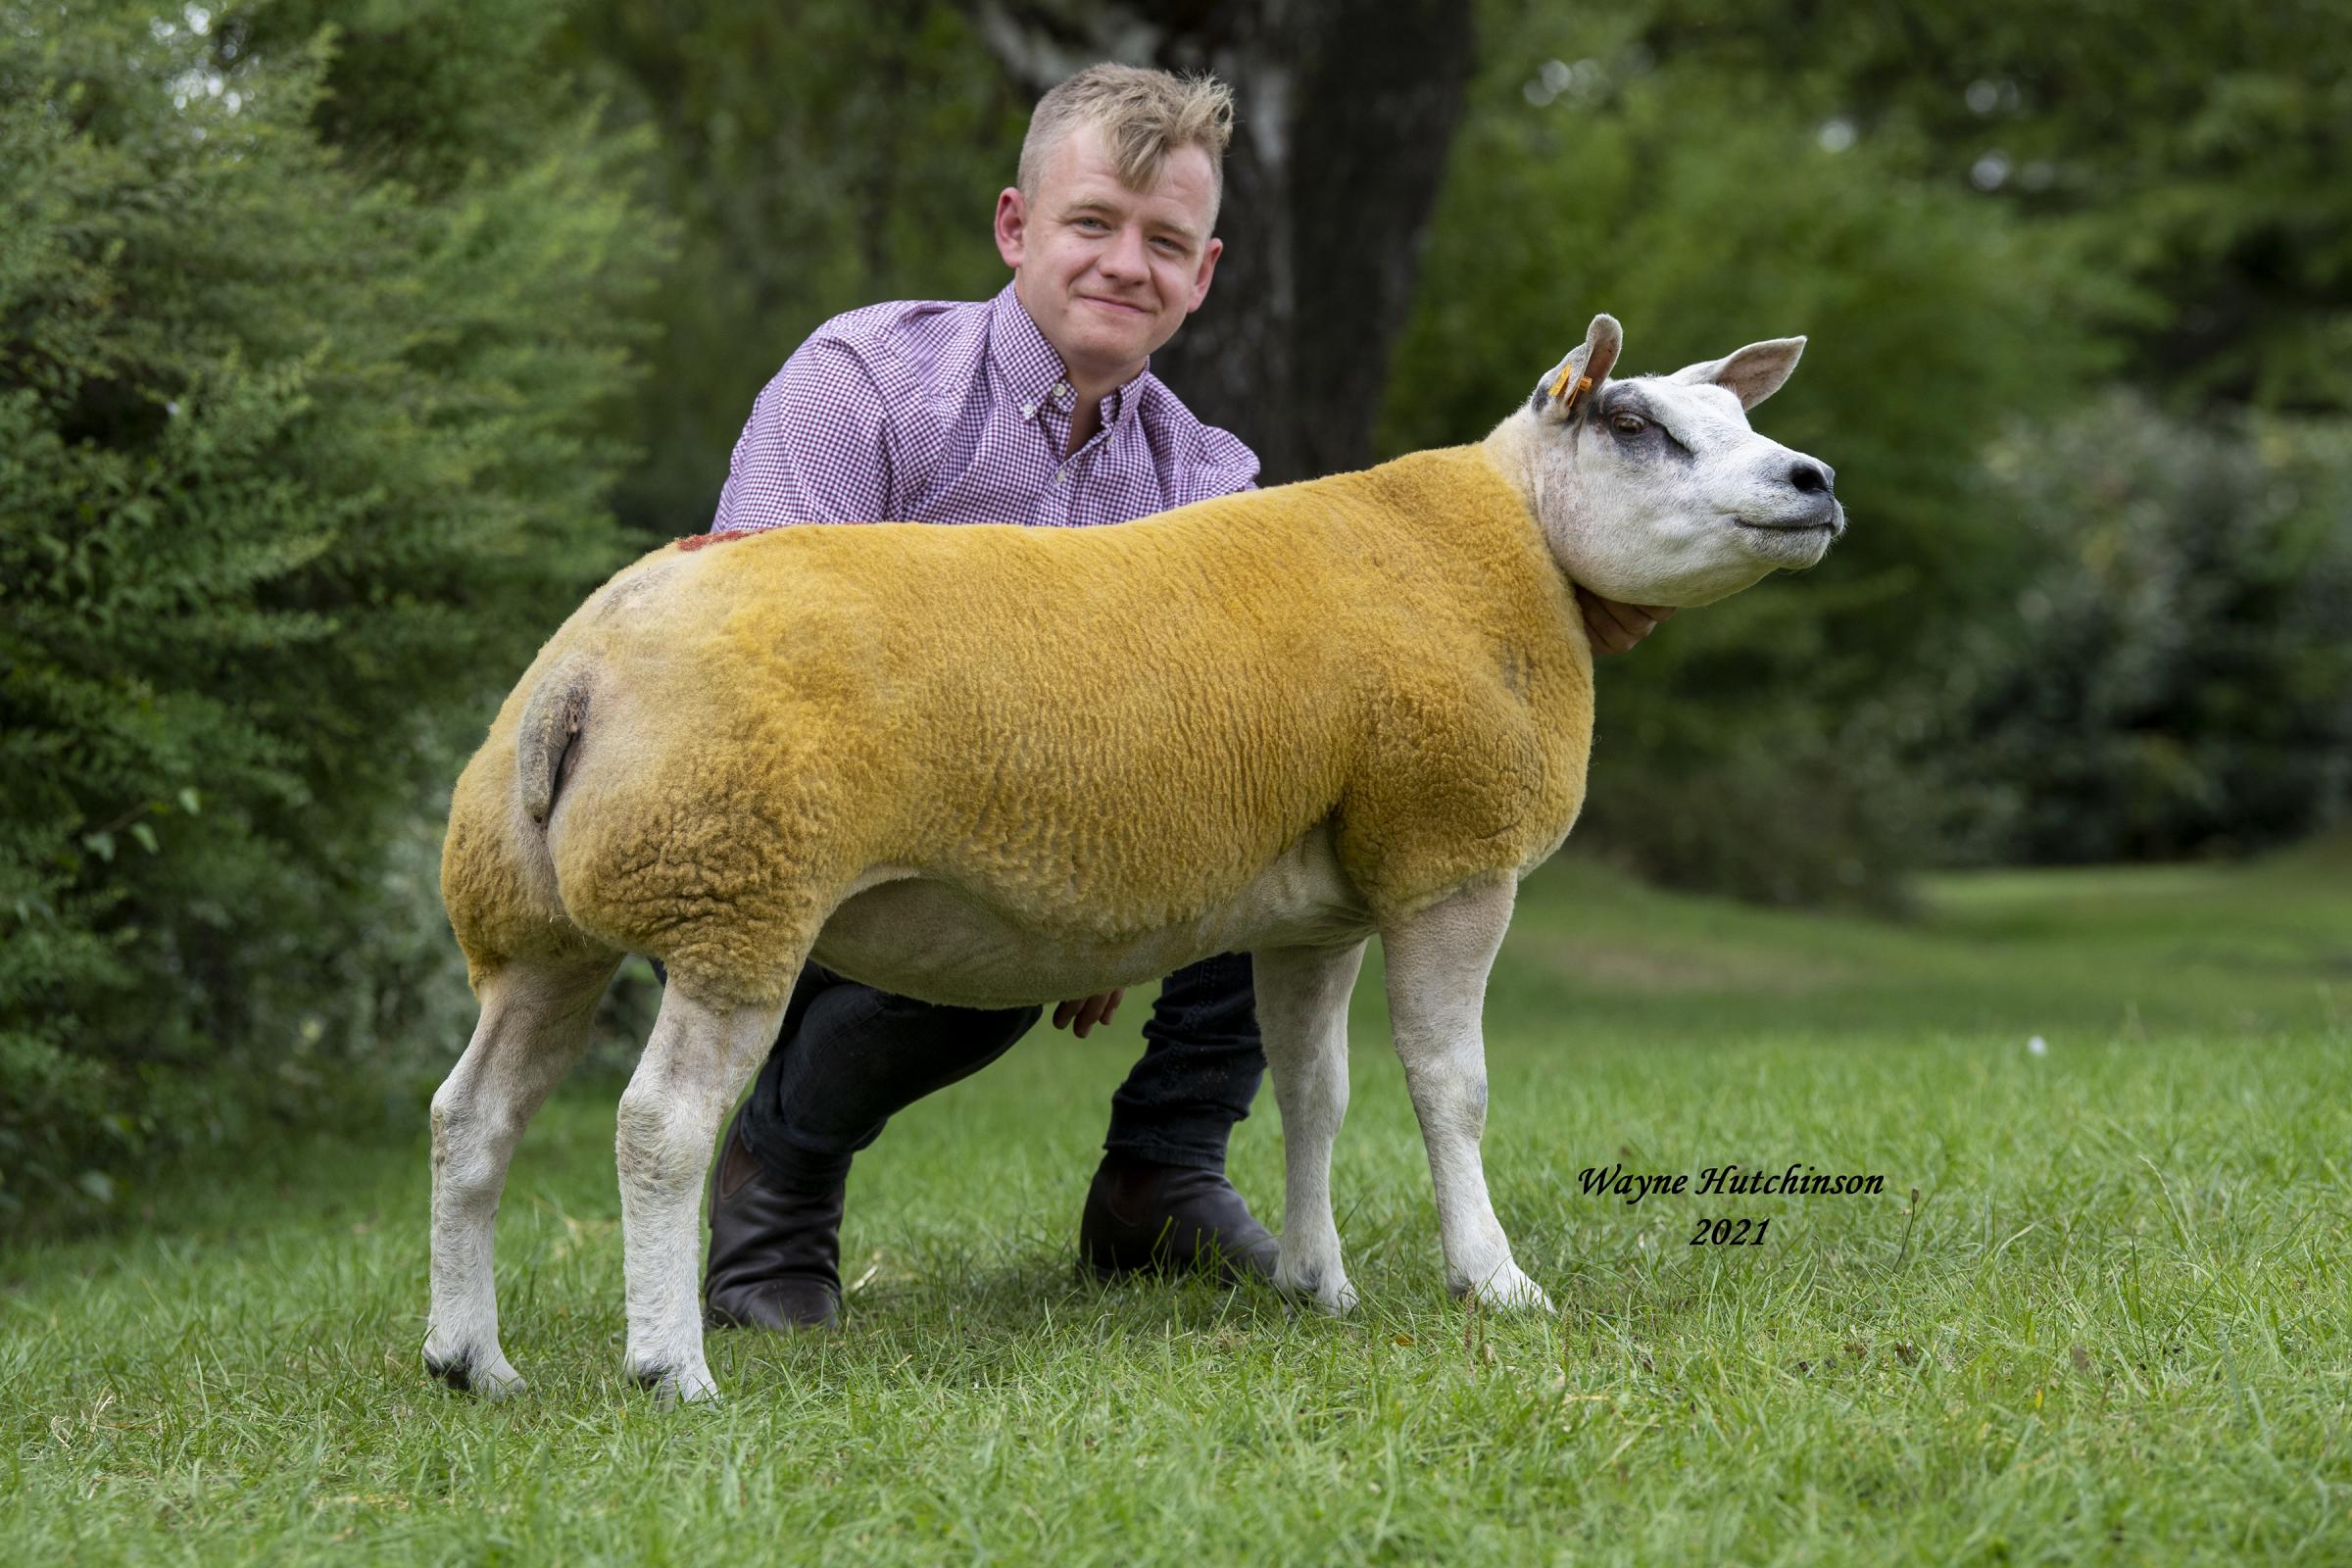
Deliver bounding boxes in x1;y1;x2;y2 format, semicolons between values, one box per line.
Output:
966;0;1475;482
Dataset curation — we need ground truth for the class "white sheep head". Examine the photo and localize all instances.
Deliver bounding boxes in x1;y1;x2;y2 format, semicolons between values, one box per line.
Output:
1498;313;1844;608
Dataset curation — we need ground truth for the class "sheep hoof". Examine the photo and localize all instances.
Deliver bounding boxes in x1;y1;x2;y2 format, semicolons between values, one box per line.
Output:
630;1360;720;1406
1274;1253;1357;1316
424;1348;527;1400
1466;1263;1553;1313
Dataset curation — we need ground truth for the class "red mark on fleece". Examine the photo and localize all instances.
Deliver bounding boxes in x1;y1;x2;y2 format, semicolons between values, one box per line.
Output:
675;530;756;552
679;522;890;549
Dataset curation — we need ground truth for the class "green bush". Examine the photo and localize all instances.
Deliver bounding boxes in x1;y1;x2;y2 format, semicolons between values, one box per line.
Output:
1932;399;2352;862
0;1;669;1221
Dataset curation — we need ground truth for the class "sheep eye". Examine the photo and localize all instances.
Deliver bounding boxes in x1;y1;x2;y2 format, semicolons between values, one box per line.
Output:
1610;413;1647;436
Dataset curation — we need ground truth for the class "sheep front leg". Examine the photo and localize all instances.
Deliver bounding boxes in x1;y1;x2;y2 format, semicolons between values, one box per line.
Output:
425;951;619;1397
1253;940;1367;1314
1383;879;1551;1311
615;984;789;1403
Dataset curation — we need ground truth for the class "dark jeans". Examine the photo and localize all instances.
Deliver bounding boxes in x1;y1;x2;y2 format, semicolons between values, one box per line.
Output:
658;954;1265;1189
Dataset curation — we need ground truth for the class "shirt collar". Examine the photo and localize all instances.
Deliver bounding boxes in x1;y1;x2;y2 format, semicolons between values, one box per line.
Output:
988;282;1150;430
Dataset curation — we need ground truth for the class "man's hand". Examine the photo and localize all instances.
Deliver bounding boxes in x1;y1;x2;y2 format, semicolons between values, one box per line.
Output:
1053;989;1124;1039
1576;586;1677;655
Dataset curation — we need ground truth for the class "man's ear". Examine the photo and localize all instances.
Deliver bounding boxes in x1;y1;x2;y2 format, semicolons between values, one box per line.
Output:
1186;235;1222;314
994;186;1028;271
1669;337;1806;410
1534;313;1623;419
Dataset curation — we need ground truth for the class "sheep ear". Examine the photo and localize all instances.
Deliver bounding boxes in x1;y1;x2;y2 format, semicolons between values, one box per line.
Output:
1535;313;1623;419
1670;336;1805;410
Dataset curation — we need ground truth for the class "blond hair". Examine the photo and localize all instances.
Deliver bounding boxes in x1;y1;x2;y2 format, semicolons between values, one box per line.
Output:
1017;64;1235;218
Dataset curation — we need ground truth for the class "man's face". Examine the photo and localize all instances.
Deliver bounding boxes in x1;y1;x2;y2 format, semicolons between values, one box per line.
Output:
995;122;1222;386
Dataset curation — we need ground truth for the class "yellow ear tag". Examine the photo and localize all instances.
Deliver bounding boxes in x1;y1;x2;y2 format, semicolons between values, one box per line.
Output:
1550;366;1593;411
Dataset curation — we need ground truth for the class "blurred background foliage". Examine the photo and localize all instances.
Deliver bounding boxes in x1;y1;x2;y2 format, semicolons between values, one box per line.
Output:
4;0;2347;1221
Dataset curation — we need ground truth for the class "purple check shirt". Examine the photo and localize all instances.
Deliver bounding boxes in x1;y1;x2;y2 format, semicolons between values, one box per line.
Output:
711;282;1259;534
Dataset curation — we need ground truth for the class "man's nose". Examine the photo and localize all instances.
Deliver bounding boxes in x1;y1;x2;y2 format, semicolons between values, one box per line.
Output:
1100;226;1149;278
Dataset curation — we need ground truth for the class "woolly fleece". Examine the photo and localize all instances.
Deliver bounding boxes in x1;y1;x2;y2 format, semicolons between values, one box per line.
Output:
440;443;1593;1008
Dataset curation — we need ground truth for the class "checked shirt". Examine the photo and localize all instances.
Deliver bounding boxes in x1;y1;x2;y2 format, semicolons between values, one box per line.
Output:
710;282;1259;533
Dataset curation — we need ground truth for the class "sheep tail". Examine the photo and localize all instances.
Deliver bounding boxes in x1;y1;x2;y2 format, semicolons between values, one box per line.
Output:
516;656;594;830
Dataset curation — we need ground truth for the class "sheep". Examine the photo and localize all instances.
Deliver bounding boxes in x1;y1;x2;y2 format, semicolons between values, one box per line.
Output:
424;314;1845;1402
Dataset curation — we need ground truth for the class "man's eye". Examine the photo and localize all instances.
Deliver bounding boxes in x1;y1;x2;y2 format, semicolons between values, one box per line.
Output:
1611;413;1647;435
1075;217;1108;231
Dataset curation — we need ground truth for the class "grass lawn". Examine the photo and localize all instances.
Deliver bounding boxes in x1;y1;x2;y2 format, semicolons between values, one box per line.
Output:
6;845;2348;1564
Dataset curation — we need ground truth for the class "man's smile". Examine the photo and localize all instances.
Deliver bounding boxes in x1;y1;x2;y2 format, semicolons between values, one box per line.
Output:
1079;294;1151;317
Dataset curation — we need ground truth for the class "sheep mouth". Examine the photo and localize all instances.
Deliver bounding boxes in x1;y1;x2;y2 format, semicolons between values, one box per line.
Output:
1731;516;1838;534
1729;503;1846;544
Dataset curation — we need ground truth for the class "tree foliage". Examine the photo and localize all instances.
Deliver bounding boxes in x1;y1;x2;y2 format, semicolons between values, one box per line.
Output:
0;0;669;1216
1635;0;2352;415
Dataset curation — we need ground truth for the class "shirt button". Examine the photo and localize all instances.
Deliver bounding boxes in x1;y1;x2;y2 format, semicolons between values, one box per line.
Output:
1021;402;1038;419
1055;467;1068;483
1053;381;1069;398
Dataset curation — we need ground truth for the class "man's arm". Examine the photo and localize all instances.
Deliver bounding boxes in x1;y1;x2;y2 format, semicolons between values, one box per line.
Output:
711;339;898;530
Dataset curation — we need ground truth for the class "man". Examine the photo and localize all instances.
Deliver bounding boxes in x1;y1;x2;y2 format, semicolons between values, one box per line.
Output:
697;64;1668;1332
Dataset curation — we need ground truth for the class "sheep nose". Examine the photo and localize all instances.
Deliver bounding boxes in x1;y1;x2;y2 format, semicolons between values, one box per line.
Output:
1788;461;1835;496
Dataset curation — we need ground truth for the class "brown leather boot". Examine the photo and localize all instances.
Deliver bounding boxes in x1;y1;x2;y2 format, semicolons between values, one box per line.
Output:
702;1101;844;1332
1078;1152;1281;1284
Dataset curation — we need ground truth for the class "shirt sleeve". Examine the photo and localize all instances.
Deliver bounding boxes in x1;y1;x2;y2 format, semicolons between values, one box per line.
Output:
710;338;896;530
1180;419;1262;505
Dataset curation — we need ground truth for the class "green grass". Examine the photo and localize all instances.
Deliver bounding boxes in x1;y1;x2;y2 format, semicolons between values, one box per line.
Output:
7;846;2349;1564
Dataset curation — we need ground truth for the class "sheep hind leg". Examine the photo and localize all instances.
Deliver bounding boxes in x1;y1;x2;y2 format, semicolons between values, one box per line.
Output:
1254;940;1368;1315
614;981;790;1403
424;949;621;1398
